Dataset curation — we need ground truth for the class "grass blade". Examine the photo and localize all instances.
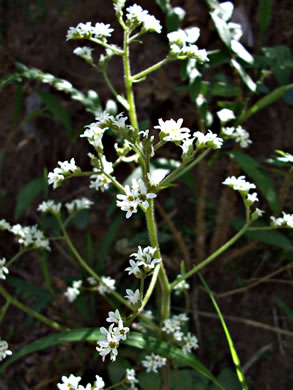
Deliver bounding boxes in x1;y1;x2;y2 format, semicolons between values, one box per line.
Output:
198;273;248;390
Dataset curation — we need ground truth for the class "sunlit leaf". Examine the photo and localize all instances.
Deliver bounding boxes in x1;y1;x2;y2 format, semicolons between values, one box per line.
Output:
231;59;256;92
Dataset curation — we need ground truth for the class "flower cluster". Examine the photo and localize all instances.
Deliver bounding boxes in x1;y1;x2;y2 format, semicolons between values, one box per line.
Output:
125;246;161;277
154;118;190;143
162;313;189;341
222;126;252;148
271;212;293;228
64;280;82;303
222;175;256;195
73;46;94;64
89;157;114;192
88;275;116;295
0;219;10;231
125;4;162;34
0;338;12;361
38;200;62;215
96;309;129;362
125;369;139;389
66;22;114;42
116;178;157;219
0;258;9;280
172;274;190;295
194;130;223;150
65;198;94;214
182;332;199;354
10;224;50;251
167;27;208;62
48;158;80;189
141;353;167;373
57;374;105;390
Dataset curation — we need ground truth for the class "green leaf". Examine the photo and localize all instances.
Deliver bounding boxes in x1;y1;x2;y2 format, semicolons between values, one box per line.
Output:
0;73;22;92
228;150;280;215
155;0;170;14
230;220;293;250
209;368;242;390
258;0;273;36
0;330;225;389
171;369;209;390
14;177;44;220
199;274;248;390
166;6;186;32
275;296;293;320
138;371;161;390
231;59;256;92
210;12;232;47
35;89;73;139
210;82;241;97
241;83;293;122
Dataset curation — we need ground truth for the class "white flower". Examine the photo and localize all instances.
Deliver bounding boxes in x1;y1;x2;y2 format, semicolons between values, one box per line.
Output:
38;200;62;215
182;332;199;354
80;122;106;150
97;314;129;363
92;23;114;41
0;219;10;230
98;276;116;295
73;46;93;63
78;384;92;390
10;224;50;251
125;259;142;276
141;353;167;373
282;212;293;228
0;258;9;280
162;313;188;341
58;158;79;173
126;369;139;389
57;374;81;390
276;152;293;163
0;338;12;361
48;169;64;189
141;14;162;34
217;108;235;123
65;198;93;213
194;130;223;150
154;118;190;143
64;280;82;302
106;309;122;324
93;375;105;390
89;157;114;192
66;22;93;40
147;170;168;187
223;175;256;194
255;208;265;217
246;192;259;205
270;215;284;227
116;179;156;218
125;289;140;305
129;246;161;273
173;274;190;295
222;126;252;148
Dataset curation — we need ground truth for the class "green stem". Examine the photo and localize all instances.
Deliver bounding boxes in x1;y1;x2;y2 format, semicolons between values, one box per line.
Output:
131;58;169;81
123;30;138;131
6;248;29;267
145;200;170;320
160;149;210;187
56;216;132;310
170;222;250;289
90;38;124;55
102;70;129;110
0;284;68;331
247;226;275;231
0;300;10;323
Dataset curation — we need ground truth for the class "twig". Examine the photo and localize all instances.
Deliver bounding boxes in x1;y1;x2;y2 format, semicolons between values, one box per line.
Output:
216;263;293;298
197;310;293;338
242;343;274;374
